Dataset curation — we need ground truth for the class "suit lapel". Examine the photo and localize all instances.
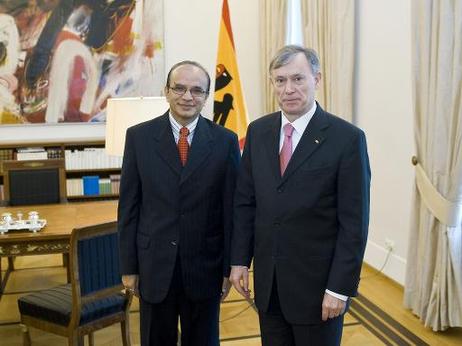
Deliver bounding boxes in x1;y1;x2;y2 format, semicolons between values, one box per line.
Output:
279;106;330;186
263;113;283;182
153;112;182;176
179;116;213;185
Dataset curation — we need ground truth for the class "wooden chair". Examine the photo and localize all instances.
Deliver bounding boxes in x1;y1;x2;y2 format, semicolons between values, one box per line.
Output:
1;159;67;273
17;221;132;345
2;159;67;206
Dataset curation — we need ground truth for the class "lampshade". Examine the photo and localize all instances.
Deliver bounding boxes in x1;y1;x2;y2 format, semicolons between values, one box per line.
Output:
105;96;169;156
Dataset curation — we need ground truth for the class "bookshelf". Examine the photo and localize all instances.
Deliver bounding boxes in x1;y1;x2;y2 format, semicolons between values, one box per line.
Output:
0;141;122;205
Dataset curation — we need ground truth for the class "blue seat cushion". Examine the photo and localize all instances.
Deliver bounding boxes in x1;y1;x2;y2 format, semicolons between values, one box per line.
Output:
18;284;127;326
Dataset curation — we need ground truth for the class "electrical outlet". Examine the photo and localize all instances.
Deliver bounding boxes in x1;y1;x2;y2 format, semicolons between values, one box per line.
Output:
385;238;395;251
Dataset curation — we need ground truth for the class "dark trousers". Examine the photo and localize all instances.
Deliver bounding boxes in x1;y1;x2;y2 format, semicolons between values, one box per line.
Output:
259;276;344;346
139;257;220;346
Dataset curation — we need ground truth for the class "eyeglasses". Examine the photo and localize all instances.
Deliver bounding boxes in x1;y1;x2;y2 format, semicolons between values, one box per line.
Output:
272;75;307;88
168;85;208;98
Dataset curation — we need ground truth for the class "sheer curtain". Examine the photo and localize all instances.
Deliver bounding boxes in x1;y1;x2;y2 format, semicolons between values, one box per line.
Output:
404;0;462;331
259;0;287;114
300;0;356;122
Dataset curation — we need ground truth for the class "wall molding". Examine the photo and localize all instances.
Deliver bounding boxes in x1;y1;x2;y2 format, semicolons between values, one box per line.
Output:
0;123;106;144
364;239;407;285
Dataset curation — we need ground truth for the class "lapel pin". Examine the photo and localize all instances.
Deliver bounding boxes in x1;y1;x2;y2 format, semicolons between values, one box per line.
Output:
315;139;320;144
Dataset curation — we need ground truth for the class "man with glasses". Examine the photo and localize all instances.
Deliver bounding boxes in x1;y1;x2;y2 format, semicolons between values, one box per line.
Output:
230;45;371;345
118;60;240;346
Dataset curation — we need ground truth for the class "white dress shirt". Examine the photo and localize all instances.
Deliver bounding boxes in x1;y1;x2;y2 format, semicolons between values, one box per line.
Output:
279;102;317;153
169;113;199;145
279;103;348;302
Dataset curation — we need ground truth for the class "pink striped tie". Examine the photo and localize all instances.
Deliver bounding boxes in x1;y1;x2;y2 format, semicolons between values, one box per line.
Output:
280;123;294;175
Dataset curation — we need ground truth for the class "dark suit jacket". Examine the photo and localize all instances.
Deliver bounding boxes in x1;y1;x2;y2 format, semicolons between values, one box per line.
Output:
231;104;370;324
118;112;240;303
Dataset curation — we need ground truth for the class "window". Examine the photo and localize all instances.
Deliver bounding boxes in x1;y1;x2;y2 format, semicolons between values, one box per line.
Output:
285;0;304;45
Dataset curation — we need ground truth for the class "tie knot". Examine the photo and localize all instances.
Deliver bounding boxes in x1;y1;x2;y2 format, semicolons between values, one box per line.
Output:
180;127;189;137
283;123;294;137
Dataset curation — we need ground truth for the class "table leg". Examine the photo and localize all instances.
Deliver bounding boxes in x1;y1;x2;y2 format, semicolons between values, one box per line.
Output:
64;253;71;283
8;256;15;271
0;256;13;298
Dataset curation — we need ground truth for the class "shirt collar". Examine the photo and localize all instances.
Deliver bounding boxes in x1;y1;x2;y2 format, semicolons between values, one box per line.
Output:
280;102;317;135
168;113;199;135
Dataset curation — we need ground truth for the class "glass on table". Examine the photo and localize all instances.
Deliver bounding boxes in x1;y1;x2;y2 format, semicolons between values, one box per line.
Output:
28;211;40;232
2;212;13;224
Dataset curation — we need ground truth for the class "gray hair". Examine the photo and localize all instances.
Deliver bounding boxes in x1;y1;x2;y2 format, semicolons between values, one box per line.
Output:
269;45;321;75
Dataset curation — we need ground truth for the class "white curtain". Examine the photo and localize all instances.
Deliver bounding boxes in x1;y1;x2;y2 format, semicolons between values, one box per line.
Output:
404;0;462;331
259;0;287;114
301;0;356;122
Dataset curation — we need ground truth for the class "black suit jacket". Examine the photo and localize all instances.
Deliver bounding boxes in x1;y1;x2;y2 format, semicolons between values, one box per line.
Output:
231;105;371;324
118;112;240;303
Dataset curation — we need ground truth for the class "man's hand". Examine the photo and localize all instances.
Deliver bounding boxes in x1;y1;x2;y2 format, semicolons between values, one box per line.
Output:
229;265;250;299
221;277;232;302
122;274;139;297
321;293;346;321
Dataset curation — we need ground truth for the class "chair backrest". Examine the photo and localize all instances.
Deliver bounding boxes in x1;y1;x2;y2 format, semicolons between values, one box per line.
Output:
3;159;66;206
69;221;125;325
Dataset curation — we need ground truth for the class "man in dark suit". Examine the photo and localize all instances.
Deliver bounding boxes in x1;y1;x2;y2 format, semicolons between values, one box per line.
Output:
118;60;240;346
230;45;371;345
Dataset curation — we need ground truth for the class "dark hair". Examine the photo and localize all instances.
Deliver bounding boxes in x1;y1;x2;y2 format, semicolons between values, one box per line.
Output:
269;45;320;75
166;60;211;93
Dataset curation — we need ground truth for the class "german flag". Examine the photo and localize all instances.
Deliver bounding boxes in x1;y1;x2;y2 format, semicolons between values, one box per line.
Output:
213;0;249;150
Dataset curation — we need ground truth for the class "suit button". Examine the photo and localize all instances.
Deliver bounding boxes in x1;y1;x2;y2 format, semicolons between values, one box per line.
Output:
274;222;280;226
171;241;177;246
277;188;284;193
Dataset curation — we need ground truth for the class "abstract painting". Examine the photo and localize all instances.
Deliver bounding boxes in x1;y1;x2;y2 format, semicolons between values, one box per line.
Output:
0;0;164;124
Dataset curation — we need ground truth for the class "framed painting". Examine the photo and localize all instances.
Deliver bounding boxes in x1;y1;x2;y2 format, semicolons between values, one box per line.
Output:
0;0;164;125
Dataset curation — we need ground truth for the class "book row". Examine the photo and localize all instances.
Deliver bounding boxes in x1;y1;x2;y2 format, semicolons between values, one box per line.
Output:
64;149;122;170
0;148;63;161
66;175;121;197
0;147;122;170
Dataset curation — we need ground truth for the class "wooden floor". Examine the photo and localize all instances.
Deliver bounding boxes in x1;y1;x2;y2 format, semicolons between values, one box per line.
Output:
1;255;461;345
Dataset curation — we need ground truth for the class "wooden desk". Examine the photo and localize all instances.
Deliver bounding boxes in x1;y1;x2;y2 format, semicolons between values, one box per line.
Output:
0;201;118;294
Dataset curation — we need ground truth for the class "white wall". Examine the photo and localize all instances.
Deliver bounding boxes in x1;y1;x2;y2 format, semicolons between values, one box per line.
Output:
0;0;261;143
164;0;261;120
356;0;414;284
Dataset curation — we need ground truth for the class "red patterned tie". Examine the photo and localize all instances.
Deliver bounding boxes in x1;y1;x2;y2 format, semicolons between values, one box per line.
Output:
280;123;294;175
178;127;190;166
